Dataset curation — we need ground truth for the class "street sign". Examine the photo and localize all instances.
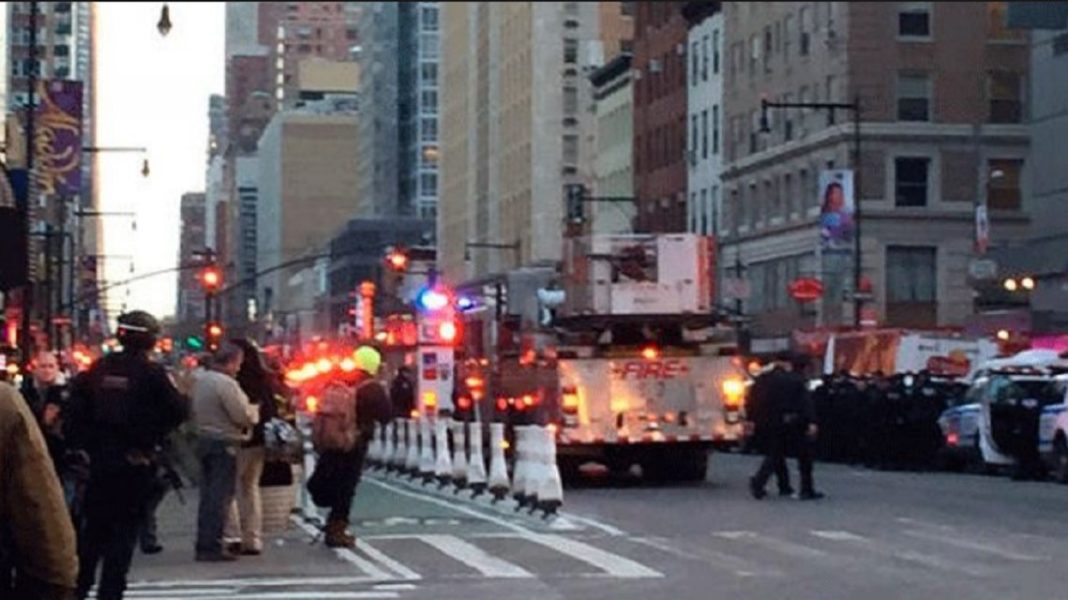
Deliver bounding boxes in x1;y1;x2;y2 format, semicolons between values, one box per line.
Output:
788;277;824;303
968;258;998;281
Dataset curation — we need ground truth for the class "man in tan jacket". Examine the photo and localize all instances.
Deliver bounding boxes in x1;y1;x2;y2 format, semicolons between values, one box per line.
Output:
0;381;78;599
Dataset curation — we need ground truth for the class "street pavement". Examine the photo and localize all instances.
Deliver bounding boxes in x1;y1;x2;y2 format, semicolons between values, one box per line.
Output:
122;453;1068;599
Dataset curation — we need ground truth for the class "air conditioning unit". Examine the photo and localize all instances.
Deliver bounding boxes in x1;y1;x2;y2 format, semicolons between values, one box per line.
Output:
649;59;662;73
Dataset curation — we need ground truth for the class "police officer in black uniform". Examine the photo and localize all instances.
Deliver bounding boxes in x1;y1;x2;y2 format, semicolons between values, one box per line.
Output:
65;311;190;600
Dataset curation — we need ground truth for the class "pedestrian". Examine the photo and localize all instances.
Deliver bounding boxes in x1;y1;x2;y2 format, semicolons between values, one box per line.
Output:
390;365;415;419
21;351;71;471
223;339;278;557
749;352;823;500
65;311;190;600
191;343;258;562
137;439;176;556
0;381;79;599
746;353;792;499
310;346;392;548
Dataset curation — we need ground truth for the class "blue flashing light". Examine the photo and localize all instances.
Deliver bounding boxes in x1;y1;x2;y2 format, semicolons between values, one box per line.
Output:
456;296;476;311
416;287;450;312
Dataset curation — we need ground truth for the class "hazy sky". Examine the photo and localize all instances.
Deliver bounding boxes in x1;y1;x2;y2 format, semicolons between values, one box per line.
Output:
97;2;224;319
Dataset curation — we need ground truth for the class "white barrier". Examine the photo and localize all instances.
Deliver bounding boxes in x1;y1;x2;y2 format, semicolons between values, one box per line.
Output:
384;421;397;471
488;422;510;501
404;418;420;475
418;417;435;482
466;421;487;496
535;427;564;515
369;422;384;467
434;418;453;486
511;426;534;507
450;420;468;490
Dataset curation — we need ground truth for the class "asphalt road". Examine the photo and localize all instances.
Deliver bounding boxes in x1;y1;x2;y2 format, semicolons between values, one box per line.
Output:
124;453;1068;600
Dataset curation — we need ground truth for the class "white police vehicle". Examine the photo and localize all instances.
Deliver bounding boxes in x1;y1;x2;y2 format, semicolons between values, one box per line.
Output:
938;350;1068;474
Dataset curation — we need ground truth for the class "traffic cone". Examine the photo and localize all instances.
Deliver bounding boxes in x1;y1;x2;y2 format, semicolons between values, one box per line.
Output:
487;422;510;502
404;418;421;477
434;417;453;488
536;427;564;516
451;420;468;491
418;417;436;484
466;421;488;497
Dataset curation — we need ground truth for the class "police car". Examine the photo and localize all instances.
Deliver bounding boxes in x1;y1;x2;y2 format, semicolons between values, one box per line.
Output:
1044;383;1068;483
942;350;1068;474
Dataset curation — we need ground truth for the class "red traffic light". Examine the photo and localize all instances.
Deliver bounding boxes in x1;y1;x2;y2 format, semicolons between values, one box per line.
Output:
385;248;409;272
199;266;222;291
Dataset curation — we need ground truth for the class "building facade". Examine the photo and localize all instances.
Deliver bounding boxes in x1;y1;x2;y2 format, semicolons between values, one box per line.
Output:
632;1;689;233
719;1;1030;341
255;111;360;320
590;52;635;234
439;1;631;284
175;193;207;325
684;2;724;237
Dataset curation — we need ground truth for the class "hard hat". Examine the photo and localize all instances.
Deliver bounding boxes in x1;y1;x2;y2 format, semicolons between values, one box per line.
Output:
354;346;382;376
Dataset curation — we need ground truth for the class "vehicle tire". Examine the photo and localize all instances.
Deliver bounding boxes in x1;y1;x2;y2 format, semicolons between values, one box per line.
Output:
641;449;708;483
1053;436;1068;485
557;456;584;483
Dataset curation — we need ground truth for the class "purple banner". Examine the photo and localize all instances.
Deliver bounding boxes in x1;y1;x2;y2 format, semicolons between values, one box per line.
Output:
34;79;83;197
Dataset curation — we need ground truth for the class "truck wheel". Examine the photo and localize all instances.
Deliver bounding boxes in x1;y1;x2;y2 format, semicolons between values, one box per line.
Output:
641;449;708;483
1053;436;1068;485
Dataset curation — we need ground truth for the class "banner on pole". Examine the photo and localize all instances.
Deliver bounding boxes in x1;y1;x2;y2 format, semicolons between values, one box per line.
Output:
818;169;855;254
34;80;83;197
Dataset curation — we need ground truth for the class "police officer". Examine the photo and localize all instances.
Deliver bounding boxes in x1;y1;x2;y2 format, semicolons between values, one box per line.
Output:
66;311;190;600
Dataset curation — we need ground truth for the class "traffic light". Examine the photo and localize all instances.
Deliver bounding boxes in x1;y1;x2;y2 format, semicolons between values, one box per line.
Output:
384;247;410;272
199;266;223;292
565;183;587;224
184;335;204;351
205;322;223;351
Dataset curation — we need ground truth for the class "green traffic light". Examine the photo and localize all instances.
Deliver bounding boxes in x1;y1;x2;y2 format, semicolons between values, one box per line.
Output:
185;336;204;350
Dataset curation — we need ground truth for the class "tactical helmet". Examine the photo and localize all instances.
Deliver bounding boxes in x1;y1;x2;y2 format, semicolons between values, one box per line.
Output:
116;310;160;351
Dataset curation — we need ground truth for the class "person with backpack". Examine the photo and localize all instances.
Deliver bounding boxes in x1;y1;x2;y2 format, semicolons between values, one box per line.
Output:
308;346;391;548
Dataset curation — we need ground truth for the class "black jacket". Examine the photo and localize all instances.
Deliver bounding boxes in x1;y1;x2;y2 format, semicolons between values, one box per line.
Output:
19;381;70;469
748;367;814;436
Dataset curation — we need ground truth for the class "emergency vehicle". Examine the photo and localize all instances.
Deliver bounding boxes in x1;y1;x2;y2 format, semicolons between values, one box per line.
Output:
456;233;747;481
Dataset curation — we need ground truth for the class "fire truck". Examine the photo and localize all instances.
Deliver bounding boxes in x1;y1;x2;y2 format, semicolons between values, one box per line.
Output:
455;233;747;481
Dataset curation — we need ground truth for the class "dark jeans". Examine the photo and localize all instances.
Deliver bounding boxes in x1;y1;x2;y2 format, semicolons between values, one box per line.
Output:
751;428;792;493
326;442;368;524
753;427;816;495
76;466;153;600
195;438;237;555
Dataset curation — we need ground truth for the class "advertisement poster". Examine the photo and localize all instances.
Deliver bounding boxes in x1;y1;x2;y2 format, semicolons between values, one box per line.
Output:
34;80;84;197
819;169;855;254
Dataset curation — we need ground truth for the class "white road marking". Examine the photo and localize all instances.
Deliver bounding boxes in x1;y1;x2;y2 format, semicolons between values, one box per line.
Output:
631;535;779;579
521;533;664;579
365;477;529;535
416;534;535;578
112;593;398;600
902;528;1050;562
357;538;424;582
373;583;419;591
810;530;990;577
125;575;381;589
289;515;395;581
556;513;626;536
713;530;829;560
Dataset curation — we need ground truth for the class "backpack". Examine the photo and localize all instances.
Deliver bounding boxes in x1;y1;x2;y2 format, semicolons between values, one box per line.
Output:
310;381;358;453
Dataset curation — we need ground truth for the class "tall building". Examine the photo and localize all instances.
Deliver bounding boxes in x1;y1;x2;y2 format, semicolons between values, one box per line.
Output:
632;1;689;233
256;110;361;323
719;2;1030;342
175;193;207;325
683;2;724;237
590;52;635;234
439;2;632;283
356;2;439;219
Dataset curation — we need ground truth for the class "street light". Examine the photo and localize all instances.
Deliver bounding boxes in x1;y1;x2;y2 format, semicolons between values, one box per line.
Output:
157;4;173;37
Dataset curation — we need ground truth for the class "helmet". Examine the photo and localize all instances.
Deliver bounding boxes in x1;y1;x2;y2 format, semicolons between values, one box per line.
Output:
354;346;382;376
116;310;160;351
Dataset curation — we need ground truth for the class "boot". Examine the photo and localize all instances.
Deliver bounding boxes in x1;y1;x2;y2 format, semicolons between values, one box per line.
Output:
324;519;356;549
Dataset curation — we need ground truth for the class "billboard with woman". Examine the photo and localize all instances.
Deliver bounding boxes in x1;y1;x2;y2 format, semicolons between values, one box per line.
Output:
819;169;855;253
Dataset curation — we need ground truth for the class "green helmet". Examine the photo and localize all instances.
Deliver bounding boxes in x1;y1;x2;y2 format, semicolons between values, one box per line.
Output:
354;346;382;376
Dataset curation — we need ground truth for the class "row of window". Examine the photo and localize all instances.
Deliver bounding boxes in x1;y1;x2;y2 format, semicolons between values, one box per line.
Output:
689;105;720;162
688;186;719;237
895;70;1023;124
689;29;721;85
635;119;685;174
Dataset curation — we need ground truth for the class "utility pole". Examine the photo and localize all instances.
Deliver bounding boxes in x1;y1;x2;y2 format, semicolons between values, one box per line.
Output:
20;0;39;366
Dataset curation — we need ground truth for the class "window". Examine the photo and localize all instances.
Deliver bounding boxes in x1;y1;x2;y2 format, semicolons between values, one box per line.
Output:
987;159;1023;210
826;75;837;124
898;3;931;38
691;42;699;83
713;29;721;74
749;35;759;76
712;105;720;155
563;134;579;165
689;192;698;232
421;89;438;114
886;246;937;302
701;36;709;81
421;6;439;31
420;34;438;59
988;71;1022;123
563;86;578;114
420;63;437;85
783;15;793;59
763;26;772;72
799;6;811;56
420;172;438;195
691;115;698;158
897;71;930;121
700;189;709;234
420;118;438;142
895;157;930;207
564;39;578;64
700;110;708;160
